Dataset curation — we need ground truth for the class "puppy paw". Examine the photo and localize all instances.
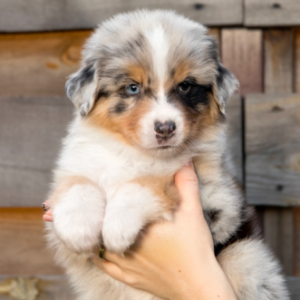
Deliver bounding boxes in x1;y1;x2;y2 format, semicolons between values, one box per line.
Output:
102;212;143;254
102;183;167;254
53;184;105;253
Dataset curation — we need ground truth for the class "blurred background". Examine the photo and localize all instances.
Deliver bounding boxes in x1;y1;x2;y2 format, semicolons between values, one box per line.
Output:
0;0;300;299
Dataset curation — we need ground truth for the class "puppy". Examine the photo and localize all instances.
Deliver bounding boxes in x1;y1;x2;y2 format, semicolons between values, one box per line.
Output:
46;10;289;300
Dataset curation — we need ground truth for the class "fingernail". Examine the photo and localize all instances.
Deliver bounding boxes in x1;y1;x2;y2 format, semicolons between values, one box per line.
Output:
42;203;50;212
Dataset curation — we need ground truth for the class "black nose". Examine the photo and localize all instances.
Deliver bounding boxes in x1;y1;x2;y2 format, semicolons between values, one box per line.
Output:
154;121;176;138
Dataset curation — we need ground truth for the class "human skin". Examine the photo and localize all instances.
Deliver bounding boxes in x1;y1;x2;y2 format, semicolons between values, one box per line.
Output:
43;164;236;300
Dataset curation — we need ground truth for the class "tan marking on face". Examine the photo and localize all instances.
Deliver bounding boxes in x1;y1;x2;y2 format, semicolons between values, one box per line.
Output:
127;64;148;86
164;60;193;91
86;94;153;147
173;61;193;84
131;175;179;213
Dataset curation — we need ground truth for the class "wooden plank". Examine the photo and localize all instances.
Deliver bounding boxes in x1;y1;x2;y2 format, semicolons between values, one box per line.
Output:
221;29;263;95
263;207;294;276
245;94;300;206
264;29;293;93
263;28;294;276
0;96;73;207
295;28;300;93
0;208;63;275
0;0;243;32
294;208;300;276
280;208;294;275
264;208;280;258
245;0;300;27
226;94;243;183
0;276;73;300
286;276;300;300
0;32;91;97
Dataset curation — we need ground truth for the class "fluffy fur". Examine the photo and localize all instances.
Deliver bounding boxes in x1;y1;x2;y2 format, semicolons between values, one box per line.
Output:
46;10;289;300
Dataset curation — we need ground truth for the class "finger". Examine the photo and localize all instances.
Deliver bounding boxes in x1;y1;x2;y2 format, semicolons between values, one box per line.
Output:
43;210;53;222
91;257;125;281
94;249;130;266
174;163;202;213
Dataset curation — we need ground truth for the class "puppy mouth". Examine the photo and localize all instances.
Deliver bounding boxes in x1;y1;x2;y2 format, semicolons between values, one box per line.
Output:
157;145;173;149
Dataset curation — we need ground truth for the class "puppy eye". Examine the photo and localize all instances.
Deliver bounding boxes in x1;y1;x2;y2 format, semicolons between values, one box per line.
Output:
126;84;140;96
178;81;191;93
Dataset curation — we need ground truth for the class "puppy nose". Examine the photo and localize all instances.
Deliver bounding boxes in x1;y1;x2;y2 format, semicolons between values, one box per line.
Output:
154;121;176;137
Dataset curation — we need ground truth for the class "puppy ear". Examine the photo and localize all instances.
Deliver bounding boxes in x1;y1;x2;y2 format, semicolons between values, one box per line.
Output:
65;64;97;116
215;63;239;112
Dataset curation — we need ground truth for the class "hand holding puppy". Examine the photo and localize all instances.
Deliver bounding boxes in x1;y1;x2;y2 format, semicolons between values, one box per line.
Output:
44;164;236;300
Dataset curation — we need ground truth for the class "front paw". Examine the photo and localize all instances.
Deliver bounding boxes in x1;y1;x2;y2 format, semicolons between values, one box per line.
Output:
53;184;105;253
102;212;142;254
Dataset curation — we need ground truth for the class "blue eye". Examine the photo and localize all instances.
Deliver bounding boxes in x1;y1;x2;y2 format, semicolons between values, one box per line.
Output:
126;84;140;95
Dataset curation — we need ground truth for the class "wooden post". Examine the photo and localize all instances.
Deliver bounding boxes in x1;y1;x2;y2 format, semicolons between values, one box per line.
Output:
261;29;294;276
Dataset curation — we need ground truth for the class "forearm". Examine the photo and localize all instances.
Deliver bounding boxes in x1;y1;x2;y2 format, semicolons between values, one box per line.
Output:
174;256;236;300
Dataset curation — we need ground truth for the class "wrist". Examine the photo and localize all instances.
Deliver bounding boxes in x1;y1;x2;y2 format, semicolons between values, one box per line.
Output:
174;254;236;300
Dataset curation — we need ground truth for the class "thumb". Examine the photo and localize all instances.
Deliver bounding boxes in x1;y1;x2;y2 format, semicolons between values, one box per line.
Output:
174;163;202;213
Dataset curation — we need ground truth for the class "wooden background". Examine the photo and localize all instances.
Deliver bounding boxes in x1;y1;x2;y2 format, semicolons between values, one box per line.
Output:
0;0;300;299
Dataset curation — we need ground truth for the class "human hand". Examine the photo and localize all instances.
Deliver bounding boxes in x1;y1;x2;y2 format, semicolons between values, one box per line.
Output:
91;164;236;300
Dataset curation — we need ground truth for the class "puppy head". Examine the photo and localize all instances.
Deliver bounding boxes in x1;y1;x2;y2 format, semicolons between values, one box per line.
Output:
66;10;238;154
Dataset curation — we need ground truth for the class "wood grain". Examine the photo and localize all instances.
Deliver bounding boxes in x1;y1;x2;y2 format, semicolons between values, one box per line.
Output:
264;30;293;93
262;28;295;276
245;0;300;26
245;94;300;206
0;208;63;275
294;208;300;276
0;32;92;97
0;96;73;207
0;276;73;300
295;28;300;93
263;207;293;275
221;29;263;95
286;276;300;300
0;0;243;32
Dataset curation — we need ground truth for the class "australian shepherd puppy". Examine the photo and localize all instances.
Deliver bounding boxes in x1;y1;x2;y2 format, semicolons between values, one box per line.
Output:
46;10;289;300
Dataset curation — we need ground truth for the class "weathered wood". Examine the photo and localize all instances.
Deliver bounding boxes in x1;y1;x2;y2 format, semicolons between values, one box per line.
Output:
0;208;63;275
264;208;280;259
286;276;300;300
0;32;91;97
221;29;263;95
0;0;243;32
245;94;300;206
280;208;294;275
262;207;295;276
0;276;73;300
294;208;300;276
264;30;293;93
295;28;300;93
245;0;300;26
0;96;73;207
263;29;295;276
226;94;243;183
